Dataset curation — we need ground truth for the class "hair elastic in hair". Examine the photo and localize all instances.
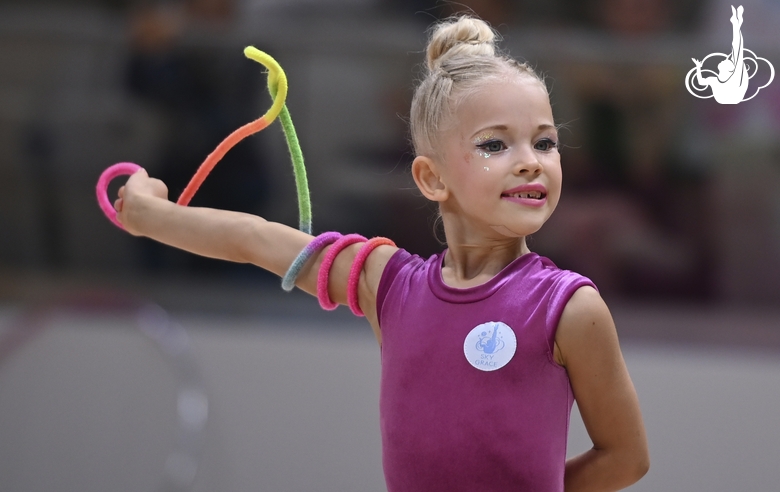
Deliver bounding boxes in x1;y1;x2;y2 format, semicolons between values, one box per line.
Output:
317;234;367;311
347;237;396;317
281;232;343;292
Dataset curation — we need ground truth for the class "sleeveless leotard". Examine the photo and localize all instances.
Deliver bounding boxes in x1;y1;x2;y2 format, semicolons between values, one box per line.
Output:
376;249;596;492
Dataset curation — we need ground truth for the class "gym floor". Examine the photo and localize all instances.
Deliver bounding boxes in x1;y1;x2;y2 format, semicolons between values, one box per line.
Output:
1;273;779;492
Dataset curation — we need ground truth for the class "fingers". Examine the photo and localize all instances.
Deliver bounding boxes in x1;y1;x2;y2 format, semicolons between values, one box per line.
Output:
123;169;169;201
114;186;125;212
151;178;170;200
126;168;148;184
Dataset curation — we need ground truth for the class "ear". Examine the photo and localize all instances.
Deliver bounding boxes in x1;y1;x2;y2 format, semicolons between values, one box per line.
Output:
411;155;449;202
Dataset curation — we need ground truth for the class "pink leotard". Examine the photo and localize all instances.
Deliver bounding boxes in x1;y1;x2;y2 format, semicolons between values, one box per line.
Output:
376;249;596;492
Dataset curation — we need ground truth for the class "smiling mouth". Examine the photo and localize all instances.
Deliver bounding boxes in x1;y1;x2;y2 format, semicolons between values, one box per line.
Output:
501;191;546;200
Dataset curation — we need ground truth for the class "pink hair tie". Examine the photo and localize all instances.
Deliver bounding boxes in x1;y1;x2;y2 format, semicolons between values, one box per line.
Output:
317;234;367;311
348;237;396;317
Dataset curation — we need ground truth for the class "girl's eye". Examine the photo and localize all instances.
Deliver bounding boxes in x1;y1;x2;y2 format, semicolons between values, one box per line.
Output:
477;140;507;153
534;138;558;152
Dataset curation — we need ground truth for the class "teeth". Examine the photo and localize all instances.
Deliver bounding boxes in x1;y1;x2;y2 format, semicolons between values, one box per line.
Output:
509;191;542;199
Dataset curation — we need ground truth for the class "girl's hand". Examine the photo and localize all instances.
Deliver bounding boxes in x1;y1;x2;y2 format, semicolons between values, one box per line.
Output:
114;169;169;236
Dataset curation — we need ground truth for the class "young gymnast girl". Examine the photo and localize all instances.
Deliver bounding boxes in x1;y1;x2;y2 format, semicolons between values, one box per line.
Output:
112;15;649;492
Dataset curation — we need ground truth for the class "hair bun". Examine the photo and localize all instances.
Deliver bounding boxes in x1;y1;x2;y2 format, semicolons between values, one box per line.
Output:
426;16;497;72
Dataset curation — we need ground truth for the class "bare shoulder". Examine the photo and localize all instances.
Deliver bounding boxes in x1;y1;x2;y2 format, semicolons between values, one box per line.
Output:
560;285;610;328
362;245;401;295
555;286;616;366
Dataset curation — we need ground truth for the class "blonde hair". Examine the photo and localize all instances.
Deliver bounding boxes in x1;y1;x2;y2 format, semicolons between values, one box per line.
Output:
410;15;546;157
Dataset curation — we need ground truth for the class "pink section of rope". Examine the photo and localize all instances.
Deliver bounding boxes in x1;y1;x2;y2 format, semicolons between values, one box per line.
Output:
95;162;143;230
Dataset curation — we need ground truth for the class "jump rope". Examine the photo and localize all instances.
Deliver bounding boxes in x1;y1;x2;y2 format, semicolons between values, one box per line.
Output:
96;47;394;317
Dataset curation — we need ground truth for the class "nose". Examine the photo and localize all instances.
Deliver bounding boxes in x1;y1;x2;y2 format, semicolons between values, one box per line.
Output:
512;147;542;176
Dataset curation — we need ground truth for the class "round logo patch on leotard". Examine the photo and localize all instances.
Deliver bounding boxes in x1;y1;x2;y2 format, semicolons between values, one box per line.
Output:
463;321;516;371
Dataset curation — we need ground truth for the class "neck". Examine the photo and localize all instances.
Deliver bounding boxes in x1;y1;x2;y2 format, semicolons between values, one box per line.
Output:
439;214;531;287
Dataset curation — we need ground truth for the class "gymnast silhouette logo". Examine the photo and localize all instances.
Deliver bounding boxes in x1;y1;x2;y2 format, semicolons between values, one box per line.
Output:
685;5;774;104
476;323;506;355
464;321;517;372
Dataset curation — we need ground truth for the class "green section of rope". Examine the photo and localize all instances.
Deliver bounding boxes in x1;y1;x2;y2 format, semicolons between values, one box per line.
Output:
268;73;312;235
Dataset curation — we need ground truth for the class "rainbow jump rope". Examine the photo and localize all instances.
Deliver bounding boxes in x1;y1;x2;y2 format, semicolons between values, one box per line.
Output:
96;47;394;316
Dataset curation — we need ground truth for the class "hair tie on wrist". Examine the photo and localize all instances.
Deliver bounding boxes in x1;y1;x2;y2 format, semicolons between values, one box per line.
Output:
317;234;367;311
347;237;396;317
281;232;343;292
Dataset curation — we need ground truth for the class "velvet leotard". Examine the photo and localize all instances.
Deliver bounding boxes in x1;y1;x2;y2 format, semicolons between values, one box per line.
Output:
376;249;596;492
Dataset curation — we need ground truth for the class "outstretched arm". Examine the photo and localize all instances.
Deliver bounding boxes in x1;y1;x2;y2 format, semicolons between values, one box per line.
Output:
115;169;397;340
556;287;649;491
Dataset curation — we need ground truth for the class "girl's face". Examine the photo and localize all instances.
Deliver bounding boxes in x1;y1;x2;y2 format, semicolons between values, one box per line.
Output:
436;76;562;239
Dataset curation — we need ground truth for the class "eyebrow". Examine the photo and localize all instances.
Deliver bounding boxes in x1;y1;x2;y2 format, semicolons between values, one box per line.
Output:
472;123;557;137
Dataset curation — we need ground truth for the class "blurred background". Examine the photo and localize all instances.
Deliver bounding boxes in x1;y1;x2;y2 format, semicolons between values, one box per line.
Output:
0;0;779;491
